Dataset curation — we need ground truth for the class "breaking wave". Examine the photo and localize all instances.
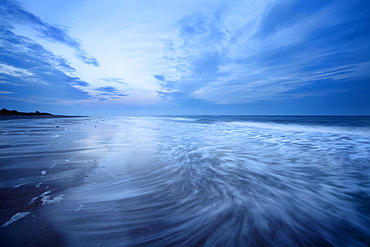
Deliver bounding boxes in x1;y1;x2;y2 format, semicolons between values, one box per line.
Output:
45;116;370;246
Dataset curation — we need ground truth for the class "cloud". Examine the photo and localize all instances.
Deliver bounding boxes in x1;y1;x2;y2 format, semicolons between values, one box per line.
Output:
0;25;91;103
256;0;331;39
95;86;127;97
74;51;99;67
154;74;165;82
159;0;370;105
0;0;99;66
101;78;127;85
161;9;228;95
96;86;119;93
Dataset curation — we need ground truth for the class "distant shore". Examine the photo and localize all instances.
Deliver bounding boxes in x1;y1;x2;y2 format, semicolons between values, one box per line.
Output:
0;108;84;120
0;114;84;120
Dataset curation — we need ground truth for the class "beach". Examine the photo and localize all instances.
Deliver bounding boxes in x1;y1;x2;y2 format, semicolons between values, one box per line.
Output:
0;116;369;246
0;116;115;246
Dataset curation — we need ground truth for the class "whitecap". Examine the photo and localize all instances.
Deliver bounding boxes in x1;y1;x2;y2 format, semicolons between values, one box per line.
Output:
1;212;31;228
41;194;64;205
13;182;30;188
74;205;84;213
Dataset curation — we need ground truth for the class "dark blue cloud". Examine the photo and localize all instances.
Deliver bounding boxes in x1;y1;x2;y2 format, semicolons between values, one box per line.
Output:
246;1;369;74
154;74;165;81
189;51;225;74
0;0;99;66
257;0;331;39
256;0;370;69
96;86;119;93
0;25;91;103
178;12;209;37
95;86;127;97
0;0;100;107
161;9;228;96
74;51;100;67
160;0;370;114
101;78;127;85
178;11;225;44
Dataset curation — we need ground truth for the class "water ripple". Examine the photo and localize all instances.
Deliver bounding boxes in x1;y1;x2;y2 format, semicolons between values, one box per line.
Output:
44;117;370;246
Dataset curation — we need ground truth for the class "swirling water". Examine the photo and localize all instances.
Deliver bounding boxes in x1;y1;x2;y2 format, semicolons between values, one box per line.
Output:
1;116;369;246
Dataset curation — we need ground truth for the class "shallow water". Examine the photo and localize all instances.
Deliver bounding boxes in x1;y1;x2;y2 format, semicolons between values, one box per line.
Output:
1;116;369;246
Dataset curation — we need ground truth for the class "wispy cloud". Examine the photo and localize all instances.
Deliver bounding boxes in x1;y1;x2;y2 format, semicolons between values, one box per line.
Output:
0;24;90;103
160;0;370;105
0;0;101;106
0;0;99;66
256;1;331;39
95;86;127;98
101;78;127;85
154;74;165;82
1;0;369;114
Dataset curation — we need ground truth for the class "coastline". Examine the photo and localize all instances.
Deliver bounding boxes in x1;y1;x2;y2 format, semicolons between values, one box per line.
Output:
0;115;85;120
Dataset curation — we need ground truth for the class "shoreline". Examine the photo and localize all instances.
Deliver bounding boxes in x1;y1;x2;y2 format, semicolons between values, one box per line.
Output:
0;115;85;120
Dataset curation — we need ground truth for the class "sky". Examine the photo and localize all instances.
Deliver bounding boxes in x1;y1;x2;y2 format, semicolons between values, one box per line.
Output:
0;0;369;115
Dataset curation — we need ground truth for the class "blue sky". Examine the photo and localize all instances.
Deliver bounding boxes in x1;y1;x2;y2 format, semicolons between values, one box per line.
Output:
0;0;369;115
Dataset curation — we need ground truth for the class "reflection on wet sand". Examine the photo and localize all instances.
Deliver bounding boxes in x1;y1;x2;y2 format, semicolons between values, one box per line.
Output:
0;117;118;246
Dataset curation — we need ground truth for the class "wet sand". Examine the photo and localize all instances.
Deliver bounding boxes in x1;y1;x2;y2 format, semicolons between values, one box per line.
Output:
0;185;66;246
0;117;117;246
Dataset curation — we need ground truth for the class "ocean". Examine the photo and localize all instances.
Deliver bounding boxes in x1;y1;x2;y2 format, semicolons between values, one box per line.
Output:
0;116;369;246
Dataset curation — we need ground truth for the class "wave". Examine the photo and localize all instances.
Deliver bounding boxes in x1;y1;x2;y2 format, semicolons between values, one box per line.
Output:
46;116;370;246
226;121;370;135
2;116;369;246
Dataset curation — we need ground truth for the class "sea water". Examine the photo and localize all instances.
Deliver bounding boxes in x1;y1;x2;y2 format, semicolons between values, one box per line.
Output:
0;116;369;246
